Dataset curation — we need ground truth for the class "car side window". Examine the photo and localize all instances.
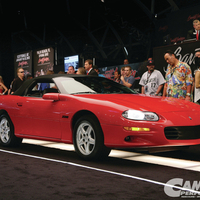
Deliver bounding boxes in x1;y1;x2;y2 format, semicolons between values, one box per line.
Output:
26;81;58;97
26;82;42;97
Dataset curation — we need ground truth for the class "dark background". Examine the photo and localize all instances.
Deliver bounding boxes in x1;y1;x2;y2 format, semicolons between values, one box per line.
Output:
1;0;200;87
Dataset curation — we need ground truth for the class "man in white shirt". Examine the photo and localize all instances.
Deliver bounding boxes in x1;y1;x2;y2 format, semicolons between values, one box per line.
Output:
139;60;165;96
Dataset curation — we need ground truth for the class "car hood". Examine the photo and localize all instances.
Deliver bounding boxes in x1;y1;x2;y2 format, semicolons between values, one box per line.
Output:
75;94;198;113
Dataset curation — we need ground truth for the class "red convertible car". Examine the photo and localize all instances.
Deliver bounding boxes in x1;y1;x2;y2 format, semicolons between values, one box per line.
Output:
0;74;200;160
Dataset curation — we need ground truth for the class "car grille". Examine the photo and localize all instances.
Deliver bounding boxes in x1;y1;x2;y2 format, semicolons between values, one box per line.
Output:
164;125;200;140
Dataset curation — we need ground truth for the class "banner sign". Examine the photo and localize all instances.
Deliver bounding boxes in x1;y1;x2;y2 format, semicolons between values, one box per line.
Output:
34;47;54;77
14;51;32;76
153;40;200;76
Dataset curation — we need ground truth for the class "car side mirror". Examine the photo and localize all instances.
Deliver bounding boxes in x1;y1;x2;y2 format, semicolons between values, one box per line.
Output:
42;93;60;101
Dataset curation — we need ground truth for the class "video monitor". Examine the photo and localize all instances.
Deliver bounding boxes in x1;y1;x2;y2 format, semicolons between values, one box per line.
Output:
64;55;79;72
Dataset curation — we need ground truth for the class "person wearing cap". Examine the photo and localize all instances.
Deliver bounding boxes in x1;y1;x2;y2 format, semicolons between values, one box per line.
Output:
163;50;193;101
139;60;165;96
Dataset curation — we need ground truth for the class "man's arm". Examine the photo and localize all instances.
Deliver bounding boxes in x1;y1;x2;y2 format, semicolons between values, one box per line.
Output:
163;83;168;97
155;84;163;95
186;30;193;39
195;71;200;88
185;84;192;101
120;76;133;88
185;64;193;101
141;86;145;94
11;80;17;94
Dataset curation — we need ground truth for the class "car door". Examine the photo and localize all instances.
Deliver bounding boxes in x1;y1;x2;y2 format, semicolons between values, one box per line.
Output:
24;96;62;139
10;95;33;136
20;79;62;139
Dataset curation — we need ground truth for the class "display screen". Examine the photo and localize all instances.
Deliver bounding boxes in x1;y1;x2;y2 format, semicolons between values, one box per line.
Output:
64;55;79;72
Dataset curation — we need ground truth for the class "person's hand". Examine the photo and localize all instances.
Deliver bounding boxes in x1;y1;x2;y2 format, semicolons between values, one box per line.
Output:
120;76;124;82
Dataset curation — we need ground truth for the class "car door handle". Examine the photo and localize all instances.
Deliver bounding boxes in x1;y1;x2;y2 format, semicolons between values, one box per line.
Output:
17;102;23;107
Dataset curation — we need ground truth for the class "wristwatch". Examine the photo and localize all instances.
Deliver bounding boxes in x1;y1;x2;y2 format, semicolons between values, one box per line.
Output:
186;93;191;97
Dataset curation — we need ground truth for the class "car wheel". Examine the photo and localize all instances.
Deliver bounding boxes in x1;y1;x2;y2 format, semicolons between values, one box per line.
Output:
0;114;22;147
73;115;111;160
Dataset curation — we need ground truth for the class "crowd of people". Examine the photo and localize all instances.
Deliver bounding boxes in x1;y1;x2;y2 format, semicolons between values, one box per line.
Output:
120;51;200;104
1;50;200;105
118;51;200;105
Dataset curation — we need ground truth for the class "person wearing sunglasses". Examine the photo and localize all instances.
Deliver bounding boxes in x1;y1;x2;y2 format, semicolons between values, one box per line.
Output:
11;67;25;94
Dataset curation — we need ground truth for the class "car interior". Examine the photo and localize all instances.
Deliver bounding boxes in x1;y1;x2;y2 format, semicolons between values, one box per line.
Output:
26;80;59;97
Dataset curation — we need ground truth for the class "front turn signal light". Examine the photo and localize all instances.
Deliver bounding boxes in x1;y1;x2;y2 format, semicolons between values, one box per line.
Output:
124;127;150;132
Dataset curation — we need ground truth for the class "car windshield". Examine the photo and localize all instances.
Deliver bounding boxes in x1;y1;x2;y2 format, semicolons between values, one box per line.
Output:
54;76;136;94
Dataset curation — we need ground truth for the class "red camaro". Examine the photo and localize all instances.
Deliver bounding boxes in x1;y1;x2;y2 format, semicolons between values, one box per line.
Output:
0;74;200;160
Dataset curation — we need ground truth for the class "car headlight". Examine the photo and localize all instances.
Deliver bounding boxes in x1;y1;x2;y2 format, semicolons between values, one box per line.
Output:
122;110;159;121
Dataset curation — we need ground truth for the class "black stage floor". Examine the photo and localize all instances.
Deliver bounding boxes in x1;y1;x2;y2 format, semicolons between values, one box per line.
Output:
0;140;200;200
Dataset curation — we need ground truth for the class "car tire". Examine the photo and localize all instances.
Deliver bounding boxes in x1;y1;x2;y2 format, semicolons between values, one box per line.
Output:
0;114;23;147
73;115;111;160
